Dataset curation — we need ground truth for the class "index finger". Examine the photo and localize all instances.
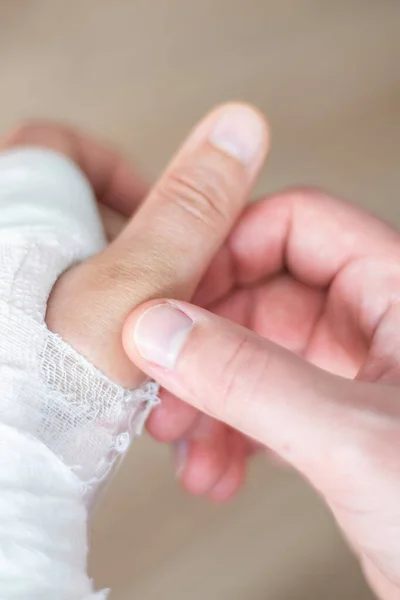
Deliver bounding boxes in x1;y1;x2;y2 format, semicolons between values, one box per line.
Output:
227;188;400;288
1;121;149;216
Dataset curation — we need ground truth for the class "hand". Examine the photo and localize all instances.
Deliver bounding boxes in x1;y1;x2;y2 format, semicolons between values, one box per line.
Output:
2;105;268;382
1;121;148;243
123;190;400;600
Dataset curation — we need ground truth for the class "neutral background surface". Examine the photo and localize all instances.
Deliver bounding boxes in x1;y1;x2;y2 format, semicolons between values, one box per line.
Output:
1;1;399;598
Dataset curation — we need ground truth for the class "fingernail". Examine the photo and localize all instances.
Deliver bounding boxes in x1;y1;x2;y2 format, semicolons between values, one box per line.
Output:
173;439;188;478
133;303;194;369
209;105;266;164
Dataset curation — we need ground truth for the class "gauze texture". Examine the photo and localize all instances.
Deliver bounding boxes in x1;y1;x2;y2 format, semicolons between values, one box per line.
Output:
0;147;159;599
0;421;109;599
0;148;159;493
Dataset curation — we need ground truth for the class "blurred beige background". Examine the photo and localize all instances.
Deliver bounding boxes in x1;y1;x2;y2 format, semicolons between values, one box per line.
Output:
1;1;399;598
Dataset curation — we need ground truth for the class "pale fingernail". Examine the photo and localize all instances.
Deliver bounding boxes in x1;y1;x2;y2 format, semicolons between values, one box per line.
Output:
209;105;266;164
133;303;193;369
173;439;188;478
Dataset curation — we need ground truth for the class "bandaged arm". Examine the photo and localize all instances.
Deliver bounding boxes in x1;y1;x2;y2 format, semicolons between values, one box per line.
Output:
0;148;158;600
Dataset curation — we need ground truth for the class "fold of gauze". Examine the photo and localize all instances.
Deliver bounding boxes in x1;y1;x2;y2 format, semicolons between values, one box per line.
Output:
0;147;159;494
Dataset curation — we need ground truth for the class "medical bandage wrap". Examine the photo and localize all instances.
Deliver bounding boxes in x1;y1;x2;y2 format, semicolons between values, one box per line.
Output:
0;148;158;599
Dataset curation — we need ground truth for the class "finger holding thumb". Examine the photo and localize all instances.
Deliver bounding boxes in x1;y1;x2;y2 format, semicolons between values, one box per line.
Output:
122;301;378;477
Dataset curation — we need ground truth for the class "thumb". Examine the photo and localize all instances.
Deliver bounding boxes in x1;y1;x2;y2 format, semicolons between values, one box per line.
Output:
122;300;384;478
125;302;400;590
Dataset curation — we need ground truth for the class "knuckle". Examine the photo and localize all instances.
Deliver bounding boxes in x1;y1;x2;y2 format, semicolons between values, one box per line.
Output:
159;163;235;233
205;333;271;419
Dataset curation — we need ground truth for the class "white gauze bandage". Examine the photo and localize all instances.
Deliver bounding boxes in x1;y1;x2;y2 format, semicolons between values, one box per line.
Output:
0;148;159;599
